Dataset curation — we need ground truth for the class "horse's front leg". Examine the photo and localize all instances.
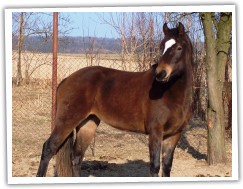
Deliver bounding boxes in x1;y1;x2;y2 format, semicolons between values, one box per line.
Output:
148;127;163;177
161;132;181;177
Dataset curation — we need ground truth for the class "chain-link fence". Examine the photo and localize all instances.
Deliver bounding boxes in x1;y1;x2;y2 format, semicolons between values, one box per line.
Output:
12;50;232;177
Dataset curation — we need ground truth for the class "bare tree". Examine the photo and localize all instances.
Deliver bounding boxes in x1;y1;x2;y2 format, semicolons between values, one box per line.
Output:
200;12;232;165
100;12;164;71
83;36;101;66
16;12;24;85
22;51;51;85
12;12;74;85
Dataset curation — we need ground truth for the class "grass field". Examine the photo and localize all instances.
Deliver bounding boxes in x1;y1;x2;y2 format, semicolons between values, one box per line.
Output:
12;51;144;84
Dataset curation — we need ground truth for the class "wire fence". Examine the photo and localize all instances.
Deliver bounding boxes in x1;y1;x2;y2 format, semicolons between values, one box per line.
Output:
11;50;232;177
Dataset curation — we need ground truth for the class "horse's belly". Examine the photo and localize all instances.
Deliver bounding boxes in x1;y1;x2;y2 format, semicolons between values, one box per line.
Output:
93;108;146;133
92;95;146;133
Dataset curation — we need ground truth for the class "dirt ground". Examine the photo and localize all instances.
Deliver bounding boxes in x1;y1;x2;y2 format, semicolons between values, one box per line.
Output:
11;86;232;178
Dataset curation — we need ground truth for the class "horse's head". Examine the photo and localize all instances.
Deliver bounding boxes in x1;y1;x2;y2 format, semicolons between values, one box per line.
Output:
155;22;190;82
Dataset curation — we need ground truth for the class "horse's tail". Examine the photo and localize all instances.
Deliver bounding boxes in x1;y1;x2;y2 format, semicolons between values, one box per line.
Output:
54;131;75;177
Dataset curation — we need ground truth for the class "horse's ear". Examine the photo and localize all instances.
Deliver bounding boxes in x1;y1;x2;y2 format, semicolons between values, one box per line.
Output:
178;22;185;35
163;23;169;35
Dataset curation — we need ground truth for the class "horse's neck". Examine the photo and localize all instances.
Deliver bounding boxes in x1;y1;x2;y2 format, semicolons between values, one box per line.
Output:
178;61;193;104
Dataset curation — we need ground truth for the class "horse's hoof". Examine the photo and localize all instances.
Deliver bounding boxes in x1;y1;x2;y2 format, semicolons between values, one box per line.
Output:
150;173;159;177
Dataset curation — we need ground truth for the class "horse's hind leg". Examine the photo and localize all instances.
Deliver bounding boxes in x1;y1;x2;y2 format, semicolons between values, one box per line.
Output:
72;115;100;176
36;113;86;177
161;132;181;177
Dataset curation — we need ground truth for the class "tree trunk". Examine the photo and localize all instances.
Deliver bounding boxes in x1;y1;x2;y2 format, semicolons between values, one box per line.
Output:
200;12;232;165
17;12;24;86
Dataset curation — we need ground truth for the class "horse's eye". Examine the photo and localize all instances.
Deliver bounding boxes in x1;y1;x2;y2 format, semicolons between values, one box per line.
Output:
177;46;182;51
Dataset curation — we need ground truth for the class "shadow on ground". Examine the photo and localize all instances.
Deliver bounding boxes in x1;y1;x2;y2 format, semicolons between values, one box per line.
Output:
81;160;149;177
177;131;207;160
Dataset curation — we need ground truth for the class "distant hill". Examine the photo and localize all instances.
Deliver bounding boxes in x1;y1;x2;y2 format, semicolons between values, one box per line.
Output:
12;36;122;54
12;35;204;55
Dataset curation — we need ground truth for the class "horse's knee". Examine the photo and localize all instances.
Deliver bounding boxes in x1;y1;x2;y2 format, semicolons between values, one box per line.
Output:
161;133;181;177
149;135;162;177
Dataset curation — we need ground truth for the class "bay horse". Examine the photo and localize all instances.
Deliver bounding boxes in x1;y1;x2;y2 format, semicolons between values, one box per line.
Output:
37;22;192;177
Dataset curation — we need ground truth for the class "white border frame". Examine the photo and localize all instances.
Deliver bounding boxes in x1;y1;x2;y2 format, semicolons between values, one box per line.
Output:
5;5;238;184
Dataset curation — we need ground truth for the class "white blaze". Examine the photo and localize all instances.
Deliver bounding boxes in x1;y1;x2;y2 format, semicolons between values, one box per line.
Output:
163;39;176;55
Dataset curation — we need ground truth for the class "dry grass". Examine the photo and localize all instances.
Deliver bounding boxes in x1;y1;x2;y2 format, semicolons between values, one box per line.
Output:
12;51;141;84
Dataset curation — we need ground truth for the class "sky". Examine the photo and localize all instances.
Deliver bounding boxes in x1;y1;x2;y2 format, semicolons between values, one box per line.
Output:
11;12;121;38
12;11;206;41
61;12;119;38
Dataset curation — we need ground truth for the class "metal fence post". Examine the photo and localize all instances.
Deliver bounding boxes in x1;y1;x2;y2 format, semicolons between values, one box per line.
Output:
52;12;58;131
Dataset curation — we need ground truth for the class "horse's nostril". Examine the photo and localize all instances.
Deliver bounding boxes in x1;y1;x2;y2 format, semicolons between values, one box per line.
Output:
156;70;167;81
160;70;167;79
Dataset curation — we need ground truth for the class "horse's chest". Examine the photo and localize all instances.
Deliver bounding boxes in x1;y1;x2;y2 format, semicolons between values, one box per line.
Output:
148;100;187;135
163;106;188;135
